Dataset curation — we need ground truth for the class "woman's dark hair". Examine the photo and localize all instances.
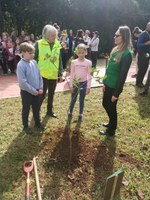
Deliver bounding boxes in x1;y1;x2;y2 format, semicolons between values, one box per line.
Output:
76;29;83;38
133;26;142;34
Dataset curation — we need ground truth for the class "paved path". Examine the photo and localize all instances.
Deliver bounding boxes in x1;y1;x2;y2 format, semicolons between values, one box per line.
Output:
0;65;136;99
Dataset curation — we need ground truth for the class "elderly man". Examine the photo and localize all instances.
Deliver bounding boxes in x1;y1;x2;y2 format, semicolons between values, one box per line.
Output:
136;22;150;88
35;25;62;118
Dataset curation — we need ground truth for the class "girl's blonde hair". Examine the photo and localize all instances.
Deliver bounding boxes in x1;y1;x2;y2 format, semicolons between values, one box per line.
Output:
110;26;132;62
75;43;87;54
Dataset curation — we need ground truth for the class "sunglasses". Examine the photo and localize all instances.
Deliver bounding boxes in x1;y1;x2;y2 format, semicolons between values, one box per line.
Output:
115;34;121;38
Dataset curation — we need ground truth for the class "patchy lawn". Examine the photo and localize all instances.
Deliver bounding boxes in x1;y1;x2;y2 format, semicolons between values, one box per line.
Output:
0;84;149;200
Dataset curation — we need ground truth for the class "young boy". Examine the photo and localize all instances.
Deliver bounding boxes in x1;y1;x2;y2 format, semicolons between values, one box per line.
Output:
17;42;44;134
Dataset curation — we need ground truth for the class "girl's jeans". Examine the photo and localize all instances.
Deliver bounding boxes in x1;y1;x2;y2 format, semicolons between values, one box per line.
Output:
69;81;87;115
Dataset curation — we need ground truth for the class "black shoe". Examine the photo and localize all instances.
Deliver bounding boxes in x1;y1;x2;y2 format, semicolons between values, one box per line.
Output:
139;91;148;96
99;129;115;136
47;112;57;118
136;83;144;88
78;114;83;122
102;122;109;128
35;123;45;130
68;113;72;120
23;127;33;135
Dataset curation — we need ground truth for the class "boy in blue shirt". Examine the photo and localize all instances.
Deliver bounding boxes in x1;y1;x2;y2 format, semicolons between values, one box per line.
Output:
17;42;44;134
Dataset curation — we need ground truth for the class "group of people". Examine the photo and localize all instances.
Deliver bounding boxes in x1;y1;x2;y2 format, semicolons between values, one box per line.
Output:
0;27;100;77
16;23;142;137
1;20;149;136
0;30;37;75
58;28;99;69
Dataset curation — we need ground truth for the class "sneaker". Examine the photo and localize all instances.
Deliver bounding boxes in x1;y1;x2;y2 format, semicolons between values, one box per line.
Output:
99;129;115;136
23;127;33;135
35;123;45;130
136;83;144;88
78;114;83;122
102;122;109;128
47;111;57;118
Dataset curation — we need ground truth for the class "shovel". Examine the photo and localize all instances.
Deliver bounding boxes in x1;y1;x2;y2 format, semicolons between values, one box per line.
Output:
23;160;33;200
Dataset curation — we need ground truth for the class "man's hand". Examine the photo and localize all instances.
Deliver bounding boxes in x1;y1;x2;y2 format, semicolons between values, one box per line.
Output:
145;41;150;45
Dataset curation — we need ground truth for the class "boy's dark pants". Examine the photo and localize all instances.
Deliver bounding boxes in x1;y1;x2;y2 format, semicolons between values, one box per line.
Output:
102;85;118;131
21;90;40;128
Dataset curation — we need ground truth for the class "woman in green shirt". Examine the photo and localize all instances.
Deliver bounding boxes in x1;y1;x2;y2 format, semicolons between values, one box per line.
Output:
100;26;132;136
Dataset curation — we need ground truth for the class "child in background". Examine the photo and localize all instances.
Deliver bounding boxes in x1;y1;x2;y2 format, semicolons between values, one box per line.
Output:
6;38;16;73
0;42;7;74
60;32;69;69
15;37;21;64
16;42;44;134
68;43;92;121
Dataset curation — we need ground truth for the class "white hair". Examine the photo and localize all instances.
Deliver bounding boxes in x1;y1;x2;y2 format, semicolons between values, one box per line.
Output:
42;25;57;41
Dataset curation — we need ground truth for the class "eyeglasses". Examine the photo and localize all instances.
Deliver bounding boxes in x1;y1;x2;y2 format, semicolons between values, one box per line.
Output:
115;34;121;38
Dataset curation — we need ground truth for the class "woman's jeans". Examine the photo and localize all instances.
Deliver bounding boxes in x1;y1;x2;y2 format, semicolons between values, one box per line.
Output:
69;81;87;115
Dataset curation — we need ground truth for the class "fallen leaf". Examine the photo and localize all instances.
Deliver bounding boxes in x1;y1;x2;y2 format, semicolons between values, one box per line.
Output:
137;190;145;199
122;180;129;186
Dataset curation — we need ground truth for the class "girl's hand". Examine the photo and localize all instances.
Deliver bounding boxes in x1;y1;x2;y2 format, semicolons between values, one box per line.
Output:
102;85;105;92
86;88;90;95
111;96;118;102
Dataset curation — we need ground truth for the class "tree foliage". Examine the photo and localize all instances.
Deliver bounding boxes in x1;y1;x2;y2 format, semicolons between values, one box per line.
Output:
0;0;150;52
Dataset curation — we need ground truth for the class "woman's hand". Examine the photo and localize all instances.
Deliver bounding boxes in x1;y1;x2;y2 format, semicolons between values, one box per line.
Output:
111;96;118;102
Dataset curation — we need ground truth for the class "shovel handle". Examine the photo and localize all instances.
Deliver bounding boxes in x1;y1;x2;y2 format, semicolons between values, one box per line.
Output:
25;172;30;200
33;157;42;200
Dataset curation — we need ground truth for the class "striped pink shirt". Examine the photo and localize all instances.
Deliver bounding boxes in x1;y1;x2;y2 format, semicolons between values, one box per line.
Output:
70;58;92;88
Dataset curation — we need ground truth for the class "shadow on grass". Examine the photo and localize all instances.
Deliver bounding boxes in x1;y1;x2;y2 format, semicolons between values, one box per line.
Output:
92;136;119;199
42;119;82;199
0;130;44;199
134;86;150;118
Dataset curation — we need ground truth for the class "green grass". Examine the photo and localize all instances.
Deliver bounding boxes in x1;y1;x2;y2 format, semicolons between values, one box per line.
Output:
0;84;150;200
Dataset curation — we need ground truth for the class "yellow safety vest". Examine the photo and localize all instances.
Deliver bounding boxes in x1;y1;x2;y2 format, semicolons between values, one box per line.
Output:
37;38;61;79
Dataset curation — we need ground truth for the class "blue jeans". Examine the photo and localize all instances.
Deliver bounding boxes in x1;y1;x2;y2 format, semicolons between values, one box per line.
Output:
69;81;87;115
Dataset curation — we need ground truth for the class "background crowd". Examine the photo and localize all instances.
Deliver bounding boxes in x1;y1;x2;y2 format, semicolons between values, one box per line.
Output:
0;25;100;76
0;22;150;97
